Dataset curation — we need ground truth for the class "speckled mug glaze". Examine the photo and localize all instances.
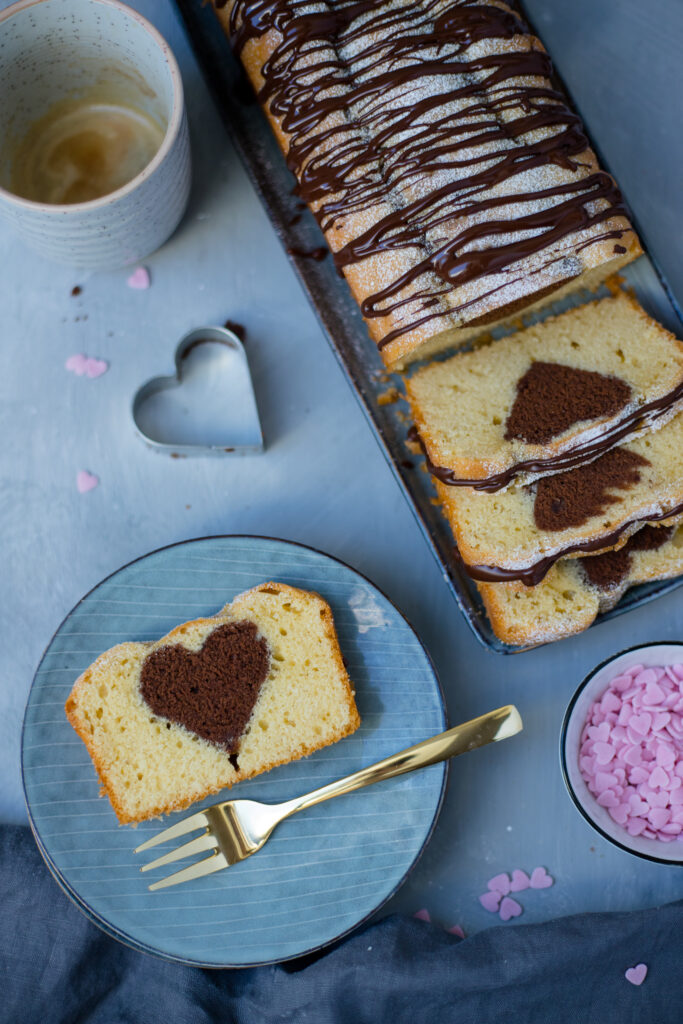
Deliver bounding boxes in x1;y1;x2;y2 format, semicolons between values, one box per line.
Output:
0;0;190;269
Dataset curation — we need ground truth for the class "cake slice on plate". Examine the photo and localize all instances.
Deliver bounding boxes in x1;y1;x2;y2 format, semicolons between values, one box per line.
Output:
406;293;683;490
65;582;361;824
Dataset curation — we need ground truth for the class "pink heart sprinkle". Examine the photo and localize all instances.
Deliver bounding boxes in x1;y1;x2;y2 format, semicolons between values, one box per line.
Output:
76;470;99;494
644;682;665;705
650;766;670;789
635;669;658;688
628;796;649;817
648;807;671;830
595;771;619;791
126;266;151;290
499;897;522;922
601;691;621;713
609;804;629;825
509;869;530;892
487;873;511;895
447;925;465;938
656;743;675;768
611;675;634;692
479;891;502;913
66;353;109;378
65;353;88;375
629;713;652;737
625;963;648;986
653;712;671;731
84;357;108;379
623;746;643;767
413;908;431;923
594;742;616;765
529;867;553;889
596;790;619;808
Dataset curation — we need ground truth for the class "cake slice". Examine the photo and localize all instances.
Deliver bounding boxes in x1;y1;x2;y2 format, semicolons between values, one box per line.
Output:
477;523;683;646
437;410;683;584
407;293;683;490
65;583;361;824
214;0;640;367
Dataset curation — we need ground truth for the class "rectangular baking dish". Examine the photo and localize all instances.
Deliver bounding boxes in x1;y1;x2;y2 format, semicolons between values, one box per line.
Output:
173;0;683;653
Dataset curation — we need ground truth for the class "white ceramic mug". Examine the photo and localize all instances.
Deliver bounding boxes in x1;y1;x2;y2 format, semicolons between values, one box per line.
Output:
0;0;191;269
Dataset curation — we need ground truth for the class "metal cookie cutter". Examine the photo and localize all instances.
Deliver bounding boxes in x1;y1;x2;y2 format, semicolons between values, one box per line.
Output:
132;325;264;455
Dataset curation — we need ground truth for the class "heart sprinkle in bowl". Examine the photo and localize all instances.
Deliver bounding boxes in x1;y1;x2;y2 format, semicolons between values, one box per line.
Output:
561;643;683;863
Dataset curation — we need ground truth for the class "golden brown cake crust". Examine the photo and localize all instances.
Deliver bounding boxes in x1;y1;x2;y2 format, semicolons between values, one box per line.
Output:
213;0;640;365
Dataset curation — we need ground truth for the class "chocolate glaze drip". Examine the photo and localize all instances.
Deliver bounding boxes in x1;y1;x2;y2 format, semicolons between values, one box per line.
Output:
504;362;631;445
460;499;683;586
533;447;649;531
140;621;271;753
410;375;683;491
223;0;632;348
581;524;675;591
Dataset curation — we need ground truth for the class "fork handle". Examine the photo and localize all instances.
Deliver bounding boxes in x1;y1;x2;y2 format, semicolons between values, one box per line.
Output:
280;704;522;819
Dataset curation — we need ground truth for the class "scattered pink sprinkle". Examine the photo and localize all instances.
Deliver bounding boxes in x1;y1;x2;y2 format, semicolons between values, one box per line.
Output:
126;266;150;290
413;909;431;923
487;872;511;895
447;925;465;938
499;897;522;922
479;890;502;913
529;867;554;890
509;869;531;892
625;963;648;986
579;662;683;844
66;354;108;378
76;470;99;494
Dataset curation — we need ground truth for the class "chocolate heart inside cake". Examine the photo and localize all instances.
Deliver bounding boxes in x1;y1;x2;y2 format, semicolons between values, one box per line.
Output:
140;620;270;752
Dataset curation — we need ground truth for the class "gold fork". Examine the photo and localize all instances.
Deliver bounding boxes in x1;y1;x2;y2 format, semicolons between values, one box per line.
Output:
135;704;522;889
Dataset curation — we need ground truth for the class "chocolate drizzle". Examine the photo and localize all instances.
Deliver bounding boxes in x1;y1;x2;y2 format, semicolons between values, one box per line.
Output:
410;375;683;491
223;0;632;349
533;447;649;531
581;524;675;591
504;362;632;445
140;621;271;752
461;499;683;586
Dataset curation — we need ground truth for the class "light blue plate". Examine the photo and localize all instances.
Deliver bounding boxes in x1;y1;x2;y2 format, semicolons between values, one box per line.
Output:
22;536;446;967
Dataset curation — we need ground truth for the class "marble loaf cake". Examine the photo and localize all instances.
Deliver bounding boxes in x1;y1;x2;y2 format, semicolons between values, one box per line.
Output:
477;523;683;646
406;292;683;490
65;583;361;824
213;0;641;366
436;410;683;584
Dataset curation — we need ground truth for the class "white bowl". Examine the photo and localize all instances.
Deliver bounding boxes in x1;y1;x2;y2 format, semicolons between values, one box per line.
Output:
561;642;683;864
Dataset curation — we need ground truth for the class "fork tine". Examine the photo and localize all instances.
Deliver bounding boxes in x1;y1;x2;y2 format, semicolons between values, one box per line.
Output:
134;811;209;854
148;851;228;891
140;831;219;873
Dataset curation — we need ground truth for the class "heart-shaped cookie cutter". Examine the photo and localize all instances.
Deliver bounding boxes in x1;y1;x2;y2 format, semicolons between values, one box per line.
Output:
132;325;264;455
